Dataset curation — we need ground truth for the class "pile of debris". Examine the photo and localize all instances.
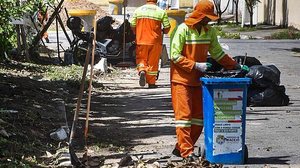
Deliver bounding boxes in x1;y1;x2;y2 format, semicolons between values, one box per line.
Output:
49;0;109;30
63;0;108;19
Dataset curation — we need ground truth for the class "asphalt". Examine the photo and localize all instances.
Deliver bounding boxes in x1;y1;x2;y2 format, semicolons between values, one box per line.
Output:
220;39;300;167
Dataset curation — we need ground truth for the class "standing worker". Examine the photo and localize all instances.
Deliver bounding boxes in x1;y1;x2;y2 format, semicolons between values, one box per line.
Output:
130;0;171;88
170;0;249;161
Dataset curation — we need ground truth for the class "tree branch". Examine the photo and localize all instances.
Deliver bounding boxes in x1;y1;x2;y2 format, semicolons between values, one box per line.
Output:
221;0;231;14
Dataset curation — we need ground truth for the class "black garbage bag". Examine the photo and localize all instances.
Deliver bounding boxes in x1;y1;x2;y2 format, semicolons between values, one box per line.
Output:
246;65;281;88
247;85;289;106
96;16;115;41
207;55;262;72
204;69;247;78
233;56;262;67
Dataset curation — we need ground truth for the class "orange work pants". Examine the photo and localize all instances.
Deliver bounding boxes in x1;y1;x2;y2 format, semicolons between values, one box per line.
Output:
136;44;162;85
171;83;203;158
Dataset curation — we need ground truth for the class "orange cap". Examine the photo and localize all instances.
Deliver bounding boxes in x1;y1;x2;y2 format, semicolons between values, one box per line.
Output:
185;0;219;26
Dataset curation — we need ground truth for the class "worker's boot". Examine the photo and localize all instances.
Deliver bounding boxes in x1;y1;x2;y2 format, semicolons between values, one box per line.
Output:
183;153;199;163
139;71;146;87
172;148;181;157
148;84;158;89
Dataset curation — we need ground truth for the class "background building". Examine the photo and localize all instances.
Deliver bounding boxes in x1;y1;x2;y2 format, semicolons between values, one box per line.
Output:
257;0;300;29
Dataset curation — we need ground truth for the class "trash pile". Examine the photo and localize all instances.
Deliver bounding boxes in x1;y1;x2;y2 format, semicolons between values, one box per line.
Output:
207;55;290;107
235;56;289;106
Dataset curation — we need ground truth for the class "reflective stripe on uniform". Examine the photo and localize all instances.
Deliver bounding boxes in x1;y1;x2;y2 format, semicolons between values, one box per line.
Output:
130;4;170;28
175;120;192;127
213;50;226;61
136;64;145;68
135;15;163;21
186;39;211;44
191;118;203;126
147;71;158;76
171;54;183;63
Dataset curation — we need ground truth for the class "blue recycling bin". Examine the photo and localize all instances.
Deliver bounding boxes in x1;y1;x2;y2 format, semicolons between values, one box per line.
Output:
200;77;251;164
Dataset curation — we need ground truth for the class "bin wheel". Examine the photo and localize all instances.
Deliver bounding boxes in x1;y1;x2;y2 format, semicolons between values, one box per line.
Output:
198;144;206;159
244;145;248;163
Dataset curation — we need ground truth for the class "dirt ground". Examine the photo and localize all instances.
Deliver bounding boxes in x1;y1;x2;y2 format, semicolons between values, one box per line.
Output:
0;60;215;167
0;61;79;166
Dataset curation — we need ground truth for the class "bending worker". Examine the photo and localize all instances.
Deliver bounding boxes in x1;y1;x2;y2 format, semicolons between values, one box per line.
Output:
170;0;249;161
130;0;170;88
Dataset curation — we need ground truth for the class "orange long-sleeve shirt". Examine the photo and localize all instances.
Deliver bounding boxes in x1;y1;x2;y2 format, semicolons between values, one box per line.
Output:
130;3;170;45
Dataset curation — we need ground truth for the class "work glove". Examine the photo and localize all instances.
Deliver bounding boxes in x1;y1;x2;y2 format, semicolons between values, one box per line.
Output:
236;64;250;72
194;62;212;72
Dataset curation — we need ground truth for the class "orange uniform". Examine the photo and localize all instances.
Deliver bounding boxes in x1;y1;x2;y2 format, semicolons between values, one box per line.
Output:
130;0;170;86
170;0;238;158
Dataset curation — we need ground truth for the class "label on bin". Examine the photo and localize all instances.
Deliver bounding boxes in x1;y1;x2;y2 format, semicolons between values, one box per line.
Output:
214;89;243;99
213;89;243;155
213;122;242;155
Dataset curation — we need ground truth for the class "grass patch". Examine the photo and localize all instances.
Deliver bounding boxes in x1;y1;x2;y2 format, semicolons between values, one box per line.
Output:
270;27;300;39
44;65;83;81
224;22;240;28
214;26;240;39
237;27;257;32
219;31;241;39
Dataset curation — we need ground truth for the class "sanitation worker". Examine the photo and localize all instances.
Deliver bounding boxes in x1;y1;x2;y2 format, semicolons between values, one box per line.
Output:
170;0;249;161
130;0;171;88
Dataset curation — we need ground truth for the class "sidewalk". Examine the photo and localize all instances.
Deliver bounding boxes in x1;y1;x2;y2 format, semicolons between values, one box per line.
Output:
222;25;286;39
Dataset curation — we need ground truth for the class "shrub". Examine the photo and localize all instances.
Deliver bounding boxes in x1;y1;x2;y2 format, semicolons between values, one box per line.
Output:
0;0;37;61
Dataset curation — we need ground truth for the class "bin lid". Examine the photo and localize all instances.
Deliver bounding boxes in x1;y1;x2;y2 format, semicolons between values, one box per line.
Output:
166;10;187;16
108;0;124;4
200;77;252;85
68;10;97;17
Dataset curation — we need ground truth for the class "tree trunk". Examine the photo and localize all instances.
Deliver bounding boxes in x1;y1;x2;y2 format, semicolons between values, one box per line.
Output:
250;12;253;27
218;12;222;24
235;3;239;24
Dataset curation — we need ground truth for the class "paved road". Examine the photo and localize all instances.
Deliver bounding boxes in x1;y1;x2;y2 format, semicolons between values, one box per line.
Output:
222;39;300;167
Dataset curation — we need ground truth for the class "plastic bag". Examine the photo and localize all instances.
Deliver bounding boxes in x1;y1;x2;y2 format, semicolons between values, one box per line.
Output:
247;85;289;106
233;56;262;67
207;55;262;73
204;69;247;78
246;65;280;88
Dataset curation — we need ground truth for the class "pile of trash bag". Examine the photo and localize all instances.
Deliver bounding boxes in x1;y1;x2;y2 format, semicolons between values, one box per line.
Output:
234;56;289;106
206;55;289;107
245;64;289;106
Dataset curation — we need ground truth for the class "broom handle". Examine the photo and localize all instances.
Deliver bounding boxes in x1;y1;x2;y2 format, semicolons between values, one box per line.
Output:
243;52;247;65
123;0;126;63
69;39;91;144
84;15;97;144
